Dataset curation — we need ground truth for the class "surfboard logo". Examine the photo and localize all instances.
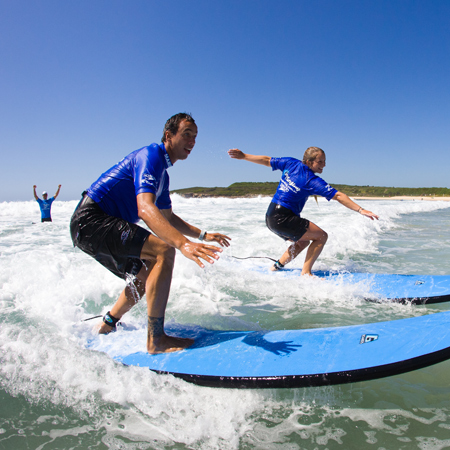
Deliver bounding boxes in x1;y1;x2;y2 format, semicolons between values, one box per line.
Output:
360;334;379;344
415;280;425;285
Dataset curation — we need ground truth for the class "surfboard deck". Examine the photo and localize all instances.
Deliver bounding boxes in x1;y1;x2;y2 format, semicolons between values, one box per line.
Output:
277;270;450;304
90;312;450;389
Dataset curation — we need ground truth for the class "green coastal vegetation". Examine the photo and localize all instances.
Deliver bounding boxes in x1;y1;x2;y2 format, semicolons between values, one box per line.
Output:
172;182;450;198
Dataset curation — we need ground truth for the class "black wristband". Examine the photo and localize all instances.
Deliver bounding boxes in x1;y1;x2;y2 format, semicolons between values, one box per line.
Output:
103;311;120;328
273;260;285;271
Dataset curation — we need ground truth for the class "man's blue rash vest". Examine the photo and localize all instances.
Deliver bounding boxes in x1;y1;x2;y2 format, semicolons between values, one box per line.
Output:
87;143;172;224
270;157;337;216
37;198;55;219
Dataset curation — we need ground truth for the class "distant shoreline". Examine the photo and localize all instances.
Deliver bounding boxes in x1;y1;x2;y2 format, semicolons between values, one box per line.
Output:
172;182;450;200
354;196;450;202
174;192;450;202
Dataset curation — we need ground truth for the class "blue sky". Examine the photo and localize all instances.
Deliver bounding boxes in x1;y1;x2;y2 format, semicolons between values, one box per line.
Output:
1;0;449;201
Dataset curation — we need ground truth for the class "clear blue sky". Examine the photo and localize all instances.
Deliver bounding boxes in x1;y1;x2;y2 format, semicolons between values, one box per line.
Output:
1;0;449;201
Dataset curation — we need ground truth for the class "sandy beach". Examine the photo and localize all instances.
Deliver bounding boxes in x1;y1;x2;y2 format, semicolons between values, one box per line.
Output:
354;196;450;202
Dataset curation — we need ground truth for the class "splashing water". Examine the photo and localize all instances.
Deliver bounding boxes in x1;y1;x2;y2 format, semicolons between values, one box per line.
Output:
1;197;450;449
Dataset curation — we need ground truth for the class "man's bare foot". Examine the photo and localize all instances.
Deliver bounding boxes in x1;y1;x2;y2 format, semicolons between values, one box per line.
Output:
147;334;194;354
94;321;115;334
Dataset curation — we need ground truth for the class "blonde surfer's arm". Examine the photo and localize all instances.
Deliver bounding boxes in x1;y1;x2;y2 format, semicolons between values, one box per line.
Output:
228;149;271;167
332;191;379;220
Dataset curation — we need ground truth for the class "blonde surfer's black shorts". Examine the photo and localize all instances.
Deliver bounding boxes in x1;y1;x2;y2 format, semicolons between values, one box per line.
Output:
70;194;150;280
265;202;310;242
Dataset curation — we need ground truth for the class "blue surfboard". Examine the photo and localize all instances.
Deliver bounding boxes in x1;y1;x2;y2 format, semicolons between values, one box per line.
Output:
276;270;450;305
89;312;450;389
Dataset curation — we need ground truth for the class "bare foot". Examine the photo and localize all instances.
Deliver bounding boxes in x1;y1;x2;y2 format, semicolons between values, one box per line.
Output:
147;334;194;354
301;272;322;279
94;321;115;334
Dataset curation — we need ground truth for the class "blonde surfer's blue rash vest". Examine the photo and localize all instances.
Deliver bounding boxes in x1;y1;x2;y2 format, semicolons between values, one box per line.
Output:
37;197;55;219
87;143;172;224
270;157;337;216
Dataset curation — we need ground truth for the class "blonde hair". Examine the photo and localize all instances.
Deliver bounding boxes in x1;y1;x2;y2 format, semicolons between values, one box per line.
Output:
303;147;325;207
302;147;325;164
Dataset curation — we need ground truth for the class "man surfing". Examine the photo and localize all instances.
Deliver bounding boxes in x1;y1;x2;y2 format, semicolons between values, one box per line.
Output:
71;113;231;354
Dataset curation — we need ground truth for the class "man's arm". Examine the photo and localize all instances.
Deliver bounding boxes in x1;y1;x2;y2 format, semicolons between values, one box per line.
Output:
54;185;62;199
332;191;379;220
228;149;271;167
33;185;39;200
168;211;231;248
136;192;224;267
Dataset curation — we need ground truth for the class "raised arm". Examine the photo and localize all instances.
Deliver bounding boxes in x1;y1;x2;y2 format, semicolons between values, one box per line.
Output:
54;184;62;199
332;191;379;220
228;149;271;167
33;185;39;200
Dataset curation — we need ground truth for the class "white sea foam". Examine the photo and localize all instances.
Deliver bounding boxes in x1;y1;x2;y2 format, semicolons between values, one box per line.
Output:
1;197;450;448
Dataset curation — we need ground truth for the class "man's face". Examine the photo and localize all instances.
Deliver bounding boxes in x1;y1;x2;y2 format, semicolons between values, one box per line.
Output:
43;193;48;200
165;120;198;163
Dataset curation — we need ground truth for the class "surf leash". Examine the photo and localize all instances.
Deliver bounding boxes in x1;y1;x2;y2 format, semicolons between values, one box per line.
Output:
83;312;121;331
83;315;102;321
231;255;278;262
231;255;287;270
102;311;120;329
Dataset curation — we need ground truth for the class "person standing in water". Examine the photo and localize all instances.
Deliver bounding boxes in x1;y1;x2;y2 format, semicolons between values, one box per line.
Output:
228;147;378;275
71;113;231;354
33;185;61;222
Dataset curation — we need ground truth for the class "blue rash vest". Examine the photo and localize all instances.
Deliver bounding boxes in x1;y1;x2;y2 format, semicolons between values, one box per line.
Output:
36;198;55;219
87;143;172;224
270;157;337;216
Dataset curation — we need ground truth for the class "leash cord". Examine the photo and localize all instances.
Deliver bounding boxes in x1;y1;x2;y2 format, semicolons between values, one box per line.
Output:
231;255;277;262
83;315;102;322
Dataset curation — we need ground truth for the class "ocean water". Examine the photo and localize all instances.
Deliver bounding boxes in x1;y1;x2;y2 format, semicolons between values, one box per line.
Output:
1;196;450;450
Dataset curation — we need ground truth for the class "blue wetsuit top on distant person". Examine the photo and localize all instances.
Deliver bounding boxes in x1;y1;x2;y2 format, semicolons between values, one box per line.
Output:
87;143;172;224
36;198;55;219
270;157;338;216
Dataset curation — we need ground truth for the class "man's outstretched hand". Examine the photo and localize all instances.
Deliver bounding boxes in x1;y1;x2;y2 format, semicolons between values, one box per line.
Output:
180;241;223;268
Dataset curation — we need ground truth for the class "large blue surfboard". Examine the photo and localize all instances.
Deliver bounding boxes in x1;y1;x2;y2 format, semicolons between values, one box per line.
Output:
90;312;450;389
277;270;450;305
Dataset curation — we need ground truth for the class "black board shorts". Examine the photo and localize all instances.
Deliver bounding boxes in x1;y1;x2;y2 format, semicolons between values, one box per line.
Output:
265;202;310;242
70;194;150;280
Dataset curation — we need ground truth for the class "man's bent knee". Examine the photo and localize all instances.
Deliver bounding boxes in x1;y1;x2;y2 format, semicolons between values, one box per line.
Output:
312;227;328;243
159;244;175;262
140;235;176;263
153;243;176;272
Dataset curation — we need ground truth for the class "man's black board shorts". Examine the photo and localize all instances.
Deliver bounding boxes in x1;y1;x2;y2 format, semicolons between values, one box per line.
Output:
265;202;310;242
70;194;150;279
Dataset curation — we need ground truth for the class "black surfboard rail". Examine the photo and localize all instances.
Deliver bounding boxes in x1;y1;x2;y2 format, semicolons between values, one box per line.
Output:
367;293;450;305
153;344;450;389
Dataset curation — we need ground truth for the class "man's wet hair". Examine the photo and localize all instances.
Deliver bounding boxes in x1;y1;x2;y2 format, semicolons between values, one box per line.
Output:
161;113;196;142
